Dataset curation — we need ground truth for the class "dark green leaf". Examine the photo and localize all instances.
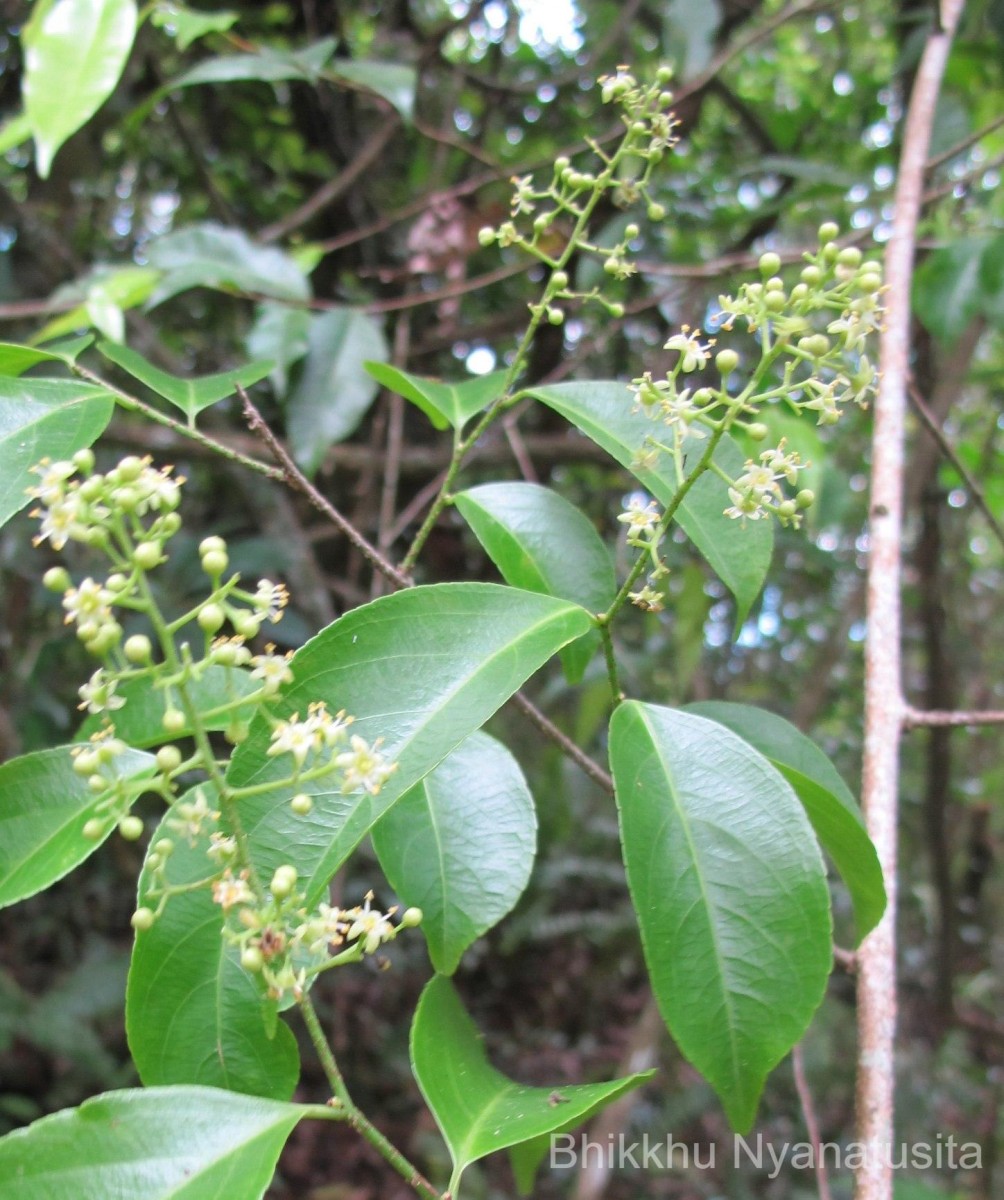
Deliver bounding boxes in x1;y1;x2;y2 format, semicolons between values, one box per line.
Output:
411;975;654;1195
151;2;238;50
0;745;154;908
684;701;886;939
329;59;417;122
364;361;508;431
0;1085;307;1198
528;381;772;626
373;731;536;974
165;36;337;90
246;303;311;396
609;702;832;1131
913;238;990;344
127;800;300;1098
0;337;92;375
226;583;593;902
454;481;613;682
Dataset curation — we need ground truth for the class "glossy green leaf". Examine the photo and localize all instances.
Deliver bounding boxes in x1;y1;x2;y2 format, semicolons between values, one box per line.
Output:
685;701;886;940
287;308;388;471
0;745;154;908
151;2;238;50
34;266;160;344
146;223;311;308
528;381;772;626
372;732;536;974
226;583;593;902
23;0;138;178
246;302;311;396
166;36;337;90
454;481;614;682
0;377;114;530
0;337;92;375
98;341;273;423
364;361;507;431
609;702;832;1131
77;664;260;747
127;800;300;1098
411;975;654;1195
329;59;416;121
0;1085;308;1198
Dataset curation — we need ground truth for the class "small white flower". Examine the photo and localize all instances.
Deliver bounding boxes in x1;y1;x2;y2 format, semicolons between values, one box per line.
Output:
33;492;86;550
212;870;254;912
267;713;320;769
78;669;125;715
251;646;294;696
63;577;113;625
254;579;289;623
617;496;661;534
665;328;713;373
336;735;396;795
345;892;398;955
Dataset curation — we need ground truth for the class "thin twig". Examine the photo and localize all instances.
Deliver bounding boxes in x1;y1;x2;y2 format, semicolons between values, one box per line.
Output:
238;387;413;589
903;707;1004;728
793;1043;834;1200
512;693;614;794
924;111;1004;173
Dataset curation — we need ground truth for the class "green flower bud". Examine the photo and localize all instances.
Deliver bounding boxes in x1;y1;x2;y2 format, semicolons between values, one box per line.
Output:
241;946;264;973
124;634;152;664
624;223;640;240
546;307;565;326
818;221;839;243
73;749;99;776
290;793;313;816
88;773;108;793
201;549;228;577
777;499;798;520
156;745;183;774
155;838;174;857
162;708;186;735
765;276;784;293
837;246;862;268
800;265;822;287
198;603;226;634
82;818;105;839
758;252;781;276
72;448;95;473
821;241;839;263
43;566;71;593
765;291;786;312
232;613;261;640
715;349;740;376
119;815;144;841
117;456;145;482
796;489;816;509
133;541;162;571
131;907;156;932
400;906;424;928
608;302;625;318
858;272;882;293
747;423;769;441
199;536;226;557
790;283;809;301
647;202;666;221
270;865;298;900
477;226;496;247
550;270;569;290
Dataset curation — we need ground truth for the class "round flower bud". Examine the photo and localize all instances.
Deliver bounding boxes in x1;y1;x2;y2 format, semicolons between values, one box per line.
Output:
603;257;620;274
131;907;156;932
477;226;496;247
241;946;264;973
232;613;261;640
88;773;108;793
818;221;839;243
747;423;769;441
224;719;250;745
715;349;739;377
858;272;882;293
83;818;105;840
758;252;781;276
155;838;174;857
796;489;816;509
551;270;569;290
159;513;182;537
838;246;862;268
73;749;99;776
765;291;786;312
821;241;839;263
790;283;808;301
777;499;798;520
201;549;228;577
270;865;298;900
199;536;226;557
72;448;95;473
290;793;313;816
105;573;128;593
800;265;822;287
119;815;144;841
624;223;640;240
647;202;666;221
554;155;570;172
117;456;145;482
43;566;71;593
124;634;152;664
656;65;674;84
145;853;162;872
400;907;424;928
608;302;625;318
546;307;565;326
133;541;162;571
198;603;226;634
162;708;186;735
156;745;183;774
765;276;784;293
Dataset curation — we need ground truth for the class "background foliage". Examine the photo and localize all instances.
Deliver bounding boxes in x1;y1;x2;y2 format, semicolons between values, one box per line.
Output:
0;1;1002;1197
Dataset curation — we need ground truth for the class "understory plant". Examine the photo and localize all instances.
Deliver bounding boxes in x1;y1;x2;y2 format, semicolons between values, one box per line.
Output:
0;38;889;1200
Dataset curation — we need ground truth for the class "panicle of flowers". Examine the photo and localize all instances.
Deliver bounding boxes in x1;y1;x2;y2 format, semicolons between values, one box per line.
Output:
166;787;221;845
724;442;813;527
266;702;355;773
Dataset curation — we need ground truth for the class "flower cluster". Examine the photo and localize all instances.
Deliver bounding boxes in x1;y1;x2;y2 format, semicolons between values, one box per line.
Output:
725;443;813;526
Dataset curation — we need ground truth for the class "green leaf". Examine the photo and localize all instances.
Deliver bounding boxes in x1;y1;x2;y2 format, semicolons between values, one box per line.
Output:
528;381;772;626
608;702;832;1131
0;337;93;375
76;664;261;747
0;376;114;530
364;361;507;431
913;237;990;344
411;975;654;1195
34;266;160;343
287;308;388;471
0;745;154;909
454;481;614;682
146;223;311;308
23;0;138;178
98;341;273;424
126;800;300;1098
372;732;536;974
684;701;886;940
151;2;238;50
246;302;311;397
0;111;31;156
329;59;417;122
165;36;337;90
0;1084;307;1198
226;583;593;902
978;233;1004;327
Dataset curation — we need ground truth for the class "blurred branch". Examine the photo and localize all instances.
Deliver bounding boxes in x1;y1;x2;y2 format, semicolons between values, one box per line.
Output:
793;1043;834;1200
903;707;1004;728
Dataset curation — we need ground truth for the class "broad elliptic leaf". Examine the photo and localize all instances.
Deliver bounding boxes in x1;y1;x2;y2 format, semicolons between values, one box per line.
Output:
226;583;593;902
0;336;92;375
0;745;154;908
412;975;654;1195
246;303;311;397
23;0;138;178
528;381;772;627
34;266;160;344
77;664;261;747
151;2;238;50
165;36;337;90
0;377;114;530
364;361;507;431
913;237;990;344
127;800;300;1098
685;701;886;940
372;732;536;974
609;702;832;1131
146;223;310;308
98;341;273;424
328;59;417;121
454;481;614;682
287;308;388;471
0;1085;309;1199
